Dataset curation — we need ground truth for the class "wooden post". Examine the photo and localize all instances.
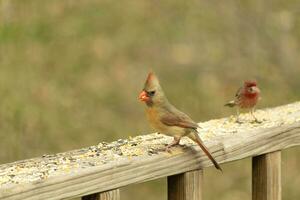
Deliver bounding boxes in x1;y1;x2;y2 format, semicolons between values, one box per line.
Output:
82;190;120;200
252;151;281;200
167;169;203;200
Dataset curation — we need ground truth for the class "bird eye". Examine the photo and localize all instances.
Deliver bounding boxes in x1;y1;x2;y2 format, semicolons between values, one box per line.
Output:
148;91;156;96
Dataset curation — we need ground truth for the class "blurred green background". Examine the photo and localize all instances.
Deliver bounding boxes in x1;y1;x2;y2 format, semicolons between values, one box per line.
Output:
1;0;300;199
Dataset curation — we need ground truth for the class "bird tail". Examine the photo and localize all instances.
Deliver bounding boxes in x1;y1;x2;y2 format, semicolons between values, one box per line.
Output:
224;100;236;107
188;131;222;172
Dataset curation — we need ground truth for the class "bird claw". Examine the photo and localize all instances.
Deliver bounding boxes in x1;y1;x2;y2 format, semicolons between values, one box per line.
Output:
251;118;262;124
165;147;172;153
164;143;184;153
235;119;243;124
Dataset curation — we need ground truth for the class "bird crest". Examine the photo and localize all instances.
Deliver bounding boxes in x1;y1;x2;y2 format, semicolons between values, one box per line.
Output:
244;80;257;87
144;72;161;90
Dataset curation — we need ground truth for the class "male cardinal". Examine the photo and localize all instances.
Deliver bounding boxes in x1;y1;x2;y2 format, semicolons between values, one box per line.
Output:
139;72;222;171
225;80;261;123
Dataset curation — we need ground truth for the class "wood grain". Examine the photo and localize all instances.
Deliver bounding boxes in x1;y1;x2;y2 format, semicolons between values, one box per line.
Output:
168;170;203;200
252;151;281;200
1;123;299;200
0;102;299;200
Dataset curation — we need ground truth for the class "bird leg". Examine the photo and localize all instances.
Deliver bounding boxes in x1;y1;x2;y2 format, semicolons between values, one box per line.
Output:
250;108;262;123
165;136;181;153
235;108;242;123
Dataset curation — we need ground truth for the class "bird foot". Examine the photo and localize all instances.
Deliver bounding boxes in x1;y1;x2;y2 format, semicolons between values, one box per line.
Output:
164;143;184;153
164;147;172;153
235;119;243;124
251;118;262;124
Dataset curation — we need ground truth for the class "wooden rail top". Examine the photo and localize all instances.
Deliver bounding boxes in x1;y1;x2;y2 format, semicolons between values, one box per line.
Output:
1;102;300;200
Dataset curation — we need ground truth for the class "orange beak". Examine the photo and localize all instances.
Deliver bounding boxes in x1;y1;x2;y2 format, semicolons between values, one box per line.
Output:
139;90;148;102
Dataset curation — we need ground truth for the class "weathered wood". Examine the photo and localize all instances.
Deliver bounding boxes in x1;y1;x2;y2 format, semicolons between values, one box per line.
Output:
252;151;281;200
0;102;299;200
168;170;203;200
82;190;120;200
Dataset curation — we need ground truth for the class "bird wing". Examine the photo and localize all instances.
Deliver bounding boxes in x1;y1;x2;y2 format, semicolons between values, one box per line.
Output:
234;86;244;103
160;109;199;129
235;86;242;98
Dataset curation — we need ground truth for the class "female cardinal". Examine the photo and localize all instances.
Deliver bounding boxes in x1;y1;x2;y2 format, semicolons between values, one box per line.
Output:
139;72;222;171
224;80;261;123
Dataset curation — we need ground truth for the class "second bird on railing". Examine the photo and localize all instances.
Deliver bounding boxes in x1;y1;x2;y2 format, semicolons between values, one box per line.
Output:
225;80;261;123
139;72;222;171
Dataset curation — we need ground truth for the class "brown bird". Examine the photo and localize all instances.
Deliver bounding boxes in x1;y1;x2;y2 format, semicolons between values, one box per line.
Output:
139;72;222;171
225;80;261;123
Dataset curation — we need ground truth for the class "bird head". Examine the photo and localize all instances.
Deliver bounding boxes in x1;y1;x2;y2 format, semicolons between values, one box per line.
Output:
244;80;260;95
139;72;166;106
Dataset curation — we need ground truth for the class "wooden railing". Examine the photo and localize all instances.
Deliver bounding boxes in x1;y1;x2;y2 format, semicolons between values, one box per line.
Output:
1;102;300;200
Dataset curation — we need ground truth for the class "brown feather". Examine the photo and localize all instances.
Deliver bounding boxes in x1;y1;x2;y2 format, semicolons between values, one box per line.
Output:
160;114;198;129
140;72;222;171
188;132;222;171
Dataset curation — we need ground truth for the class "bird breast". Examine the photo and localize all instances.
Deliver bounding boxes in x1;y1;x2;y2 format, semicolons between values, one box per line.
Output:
238;95;259;108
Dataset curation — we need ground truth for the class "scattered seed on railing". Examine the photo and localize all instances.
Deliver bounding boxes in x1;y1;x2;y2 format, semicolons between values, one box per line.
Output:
0;102;300;188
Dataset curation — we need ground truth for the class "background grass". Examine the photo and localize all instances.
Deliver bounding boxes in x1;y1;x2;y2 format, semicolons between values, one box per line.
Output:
0;0;300;199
